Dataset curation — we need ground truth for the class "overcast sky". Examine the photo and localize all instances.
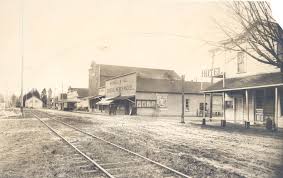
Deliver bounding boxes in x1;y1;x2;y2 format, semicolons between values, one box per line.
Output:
0;0;281;96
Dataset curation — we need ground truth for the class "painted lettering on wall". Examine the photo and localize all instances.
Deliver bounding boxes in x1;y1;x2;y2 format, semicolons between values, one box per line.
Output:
105;73;137;97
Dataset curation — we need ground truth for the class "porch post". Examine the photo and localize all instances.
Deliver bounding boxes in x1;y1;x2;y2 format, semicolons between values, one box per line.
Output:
245;90;250;128
233;97;236;123
222;92;226;127
204;93;206;117
223;92;226;120
275;87;278;131
203;93;206;125
246;90;249;121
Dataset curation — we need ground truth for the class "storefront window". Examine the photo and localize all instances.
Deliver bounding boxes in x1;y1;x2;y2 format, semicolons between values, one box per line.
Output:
146;101;151;107
199;103;208;111
185;99;190;111
136;100;156;108
136;100;142;107
142;101;147;107
151;101;156;108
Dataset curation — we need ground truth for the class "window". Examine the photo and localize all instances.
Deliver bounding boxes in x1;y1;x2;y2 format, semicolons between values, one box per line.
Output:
146;101;152;107
199;103;208;111
141;101;147;107
256;90;264;109
151;101;156;107
136;100;142;107
136;100;156;108
225;101;233;109
237;52;246;73
185;99;190;111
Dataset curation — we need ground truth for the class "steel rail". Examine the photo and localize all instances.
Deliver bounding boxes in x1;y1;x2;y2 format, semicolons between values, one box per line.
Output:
32;113;115;178
43;111;191;178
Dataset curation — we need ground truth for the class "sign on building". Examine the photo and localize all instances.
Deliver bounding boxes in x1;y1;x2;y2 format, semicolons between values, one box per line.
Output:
202;67;222;78
105;73;137;98
156;94;168;108
98;87;106;96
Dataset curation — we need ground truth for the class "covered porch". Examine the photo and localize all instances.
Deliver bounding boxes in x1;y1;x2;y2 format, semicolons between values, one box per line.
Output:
203;72;283;130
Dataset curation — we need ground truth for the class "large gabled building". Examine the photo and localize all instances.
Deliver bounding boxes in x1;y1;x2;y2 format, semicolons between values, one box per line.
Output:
88;61;181;97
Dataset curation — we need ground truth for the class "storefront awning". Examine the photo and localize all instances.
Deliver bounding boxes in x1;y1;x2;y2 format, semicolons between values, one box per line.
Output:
110;95;135;103
112;95;135;100
58;98;81;103
88;95;104;100
96;98;113;105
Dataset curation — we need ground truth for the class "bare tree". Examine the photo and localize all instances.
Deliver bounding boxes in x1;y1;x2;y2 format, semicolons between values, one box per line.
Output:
216;1;283;71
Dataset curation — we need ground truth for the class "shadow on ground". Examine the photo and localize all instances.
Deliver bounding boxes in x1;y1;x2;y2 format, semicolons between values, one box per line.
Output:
190;121;283;140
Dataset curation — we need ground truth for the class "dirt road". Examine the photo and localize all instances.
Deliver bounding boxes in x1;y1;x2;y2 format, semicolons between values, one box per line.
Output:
43;110;283;178
1;109;283;178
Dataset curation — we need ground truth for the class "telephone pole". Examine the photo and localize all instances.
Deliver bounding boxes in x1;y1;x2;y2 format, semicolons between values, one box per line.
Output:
20;0;24;117
208;48;219;119
181;75;185;123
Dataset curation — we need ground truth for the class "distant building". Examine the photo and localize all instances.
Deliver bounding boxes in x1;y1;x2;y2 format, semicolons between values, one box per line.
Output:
58;87;89;111
25;96;43;109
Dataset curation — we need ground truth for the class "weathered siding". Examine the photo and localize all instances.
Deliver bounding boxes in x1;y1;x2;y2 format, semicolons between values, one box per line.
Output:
136;92;217;116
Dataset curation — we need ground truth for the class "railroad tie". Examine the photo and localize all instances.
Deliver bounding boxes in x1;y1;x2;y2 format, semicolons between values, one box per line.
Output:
72;161;88;165
99;161;140;168
78;164;93;169
81;169;98;174
72;157;85;161
111;174;133;178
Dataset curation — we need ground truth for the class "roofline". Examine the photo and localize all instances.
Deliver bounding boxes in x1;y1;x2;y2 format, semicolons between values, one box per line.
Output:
203;83;283;93
99;63;177;72
136;91;203;95
104;72;137;82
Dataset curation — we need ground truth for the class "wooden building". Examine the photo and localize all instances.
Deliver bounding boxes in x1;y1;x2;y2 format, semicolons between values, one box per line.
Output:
203;28;283;129
88;61;181;97
58;87;89;111
95;72;221;116
25;96;43;109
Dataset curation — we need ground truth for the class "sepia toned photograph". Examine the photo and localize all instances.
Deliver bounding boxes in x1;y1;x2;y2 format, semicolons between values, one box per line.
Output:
0;0;283;177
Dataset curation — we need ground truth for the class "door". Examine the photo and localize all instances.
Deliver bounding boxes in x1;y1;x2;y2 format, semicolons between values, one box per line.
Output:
235;97;244;121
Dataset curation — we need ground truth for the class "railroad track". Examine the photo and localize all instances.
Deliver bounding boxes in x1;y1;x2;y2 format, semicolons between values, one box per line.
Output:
27;109;191;178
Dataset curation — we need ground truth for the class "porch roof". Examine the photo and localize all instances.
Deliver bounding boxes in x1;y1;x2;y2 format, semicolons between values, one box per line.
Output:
203;72;283;93
58;98;81;103
96;98;113;105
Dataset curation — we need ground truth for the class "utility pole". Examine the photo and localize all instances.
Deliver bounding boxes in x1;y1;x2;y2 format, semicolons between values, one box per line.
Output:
20;0;24;117
209;49;216;119
181;75;185;123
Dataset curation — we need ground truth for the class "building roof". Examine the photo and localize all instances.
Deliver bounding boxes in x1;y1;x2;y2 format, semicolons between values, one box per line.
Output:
26;96;42;101
136;77;210;94
68;87;89;98
203;72;283;92
99;64;180;81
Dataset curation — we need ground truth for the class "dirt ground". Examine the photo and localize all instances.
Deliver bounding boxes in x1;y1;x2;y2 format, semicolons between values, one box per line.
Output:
45;109;283;178
0;111;103;178
1;109;283;178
